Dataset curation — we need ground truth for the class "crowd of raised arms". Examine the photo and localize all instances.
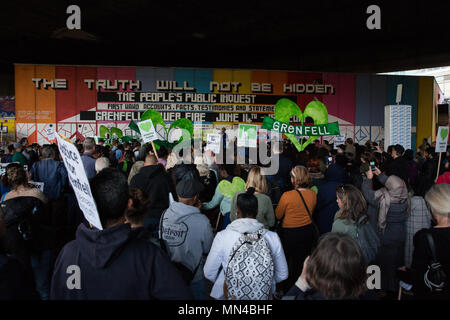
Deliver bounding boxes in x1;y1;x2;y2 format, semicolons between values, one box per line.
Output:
0;133;449;300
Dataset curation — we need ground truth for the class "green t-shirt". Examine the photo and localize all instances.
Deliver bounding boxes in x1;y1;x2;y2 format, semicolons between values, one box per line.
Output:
12;152;28;168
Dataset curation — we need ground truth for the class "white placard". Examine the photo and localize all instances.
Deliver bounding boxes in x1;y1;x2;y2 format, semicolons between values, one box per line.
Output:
206;133;221;154
46;127;55;141
334;134;346;149
237;124;258;148
436;126;449;153
138;119;158;143
56;133;102;230
29;181;44;192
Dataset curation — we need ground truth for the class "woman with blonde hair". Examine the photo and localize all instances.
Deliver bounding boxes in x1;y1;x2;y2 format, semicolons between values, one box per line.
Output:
230;166;275;229
275;165;318;293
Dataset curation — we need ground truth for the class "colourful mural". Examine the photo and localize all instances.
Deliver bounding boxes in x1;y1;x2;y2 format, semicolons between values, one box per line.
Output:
14;65;437;150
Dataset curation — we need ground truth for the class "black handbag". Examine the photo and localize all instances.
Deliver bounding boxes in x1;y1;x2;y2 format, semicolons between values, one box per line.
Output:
424;232;447;293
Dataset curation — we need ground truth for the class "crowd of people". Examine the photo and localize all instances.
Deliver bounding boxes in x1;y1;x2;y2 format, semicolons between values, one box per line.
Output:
0;133;449;300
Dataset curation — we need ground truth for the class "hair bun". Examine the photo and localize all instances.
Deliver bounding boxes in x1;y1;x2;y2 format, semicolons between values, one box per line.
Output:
246;187;255;196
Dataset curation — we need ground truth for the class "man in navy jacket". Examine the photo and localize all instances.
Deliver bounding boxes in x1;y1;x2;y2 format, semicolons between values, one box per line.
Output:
30;145;68;202
50;168;193;300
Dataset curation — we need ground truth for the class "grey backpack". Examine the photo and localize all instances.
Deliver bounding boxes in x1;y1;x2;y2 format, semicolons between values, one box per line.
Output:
356;216;381;264
224;229;274;300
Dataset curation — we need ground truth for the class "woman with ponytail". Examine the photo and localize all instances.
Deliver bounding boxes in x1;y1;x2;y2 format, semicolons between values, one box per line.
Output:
204;187;288;300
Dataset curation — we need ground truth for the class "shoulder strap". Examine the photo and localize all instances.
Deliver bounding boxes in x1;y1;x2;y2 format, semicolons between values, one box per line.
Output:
158;209;168;253
425;232;438;262
295;189;312;220
1;192;8;203
295;189;321;234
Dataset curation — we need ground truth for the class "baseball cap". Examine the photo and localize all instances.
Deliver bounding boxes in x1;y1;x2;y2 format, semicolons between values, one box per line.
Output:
176;178;204;199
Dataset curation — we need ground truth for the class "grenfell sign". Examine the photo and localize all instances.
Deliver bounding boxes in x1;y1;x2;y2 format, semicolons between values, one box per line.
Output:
262;98;340;151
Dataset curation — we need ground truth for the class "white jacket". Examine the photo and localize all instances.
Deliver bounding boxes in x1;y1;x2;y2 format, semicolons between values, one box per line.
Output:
203;218;288;300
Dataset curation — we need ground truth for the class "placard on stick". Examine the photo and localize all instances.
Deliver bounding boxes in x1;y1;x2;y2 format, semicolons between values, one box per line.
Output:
138;119;158;143
56;133;102;230
435;126;449;153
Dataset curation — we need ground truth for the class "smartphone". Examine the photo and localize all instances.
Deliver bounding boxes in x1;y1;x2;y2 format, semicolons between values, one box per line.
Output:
23;164;28;171
370;161;376;172
328;156;333;164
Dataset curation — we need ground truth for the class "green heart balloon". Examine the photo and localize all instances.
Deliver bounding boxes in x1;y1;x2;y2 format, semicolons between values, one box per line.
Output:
168;118;194;144
99;125;123;139
274;99;304;151
218;177;246;198
274;98;329;151
301;100;329;150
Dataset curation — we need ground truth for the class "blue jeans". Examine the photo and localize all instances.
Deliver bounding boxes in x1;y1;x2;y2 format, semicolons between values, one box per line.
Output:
189;278;206;300
30;250;55;300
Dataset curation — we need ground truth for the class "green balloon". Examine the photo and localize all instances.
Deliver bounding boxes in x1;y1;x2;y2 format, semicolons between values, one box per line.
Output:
273;98;330;151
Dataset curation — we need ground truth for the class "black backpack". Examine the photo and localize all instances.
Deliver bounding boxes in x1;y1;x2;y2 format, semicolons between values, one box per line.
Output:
424;232;447;293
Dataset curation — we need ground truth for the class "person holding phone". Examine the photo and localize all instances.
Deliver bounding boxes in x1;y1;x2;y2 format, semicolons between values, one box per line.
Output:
361;165;410;296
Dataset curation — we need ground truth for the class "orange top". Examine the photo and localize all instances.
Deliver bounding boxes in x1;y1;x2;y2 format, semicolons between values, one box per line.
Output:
275;189;317;228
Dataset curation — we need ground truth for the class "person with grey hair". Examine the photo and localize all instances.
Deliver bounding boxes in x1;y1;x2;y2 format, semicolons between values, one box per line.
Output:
95;157;110;174
30;145;68;202
81;137;97;180
398;184;450;299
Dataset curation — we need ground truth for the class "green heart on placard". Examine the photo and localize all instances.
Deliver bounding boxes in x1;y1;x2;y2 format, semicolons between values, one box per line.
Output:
274;98;329;151
218;177;246;198
440;128;449;141
140;121;152;133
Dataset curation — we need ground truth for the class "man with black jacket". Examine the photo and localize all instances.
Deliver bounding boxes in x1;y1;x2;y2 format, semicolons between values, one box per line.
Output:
129;154;172;236
415;147;438;197
386;144;409;185
50;168;192;300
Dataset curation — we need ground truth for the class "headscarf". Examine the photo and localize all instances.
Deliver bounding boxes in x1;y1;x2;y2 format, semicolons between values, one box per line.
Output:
374;175;410;230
